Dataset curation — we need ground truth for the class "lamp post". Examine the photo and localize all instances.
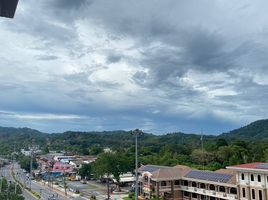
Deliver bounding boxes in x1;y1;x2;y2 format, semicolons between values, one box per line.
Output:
131;129;143;200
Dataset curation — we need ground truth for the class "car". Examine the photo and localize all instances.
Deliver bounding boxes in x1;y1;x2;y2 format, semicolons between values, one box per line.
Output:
80;179;87;184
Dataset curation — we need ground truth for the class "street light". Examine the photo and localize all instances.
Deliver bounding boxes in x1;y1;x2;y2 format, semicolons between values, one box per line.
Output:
131;129;143;200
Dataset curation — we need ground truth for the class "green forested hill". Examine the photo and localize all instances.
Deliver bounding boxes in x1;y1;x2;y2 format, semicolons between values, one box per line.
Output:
0;127;47;154
220;119;268;140
1;119;268;170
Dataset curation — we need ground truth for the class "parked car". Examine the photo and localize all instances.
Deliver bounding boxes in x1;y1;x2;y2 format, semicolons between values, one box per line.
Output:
80;179;87;184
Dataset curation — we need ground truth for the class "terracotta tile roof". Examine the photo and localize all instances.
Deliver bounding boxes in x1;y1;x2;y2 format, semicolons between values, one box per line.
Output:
151;167;182;180
227;162;268;170
173;164;192;176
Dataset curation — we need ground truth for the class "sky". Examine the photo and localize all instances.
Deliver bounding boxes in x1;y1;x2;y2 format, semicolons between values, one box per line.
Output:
0;0;267;134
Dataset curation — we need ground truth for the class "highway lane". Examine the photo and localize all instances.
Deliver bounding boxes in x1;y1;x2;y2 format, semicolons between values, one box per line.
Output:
1;162;91;200
13;163;86;200
1;164;36;200
13;163;66;200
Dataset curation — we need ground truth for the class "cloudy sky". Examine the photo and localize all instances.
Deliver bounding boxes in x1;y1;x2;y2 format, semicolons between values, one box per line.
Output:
0;0;267;134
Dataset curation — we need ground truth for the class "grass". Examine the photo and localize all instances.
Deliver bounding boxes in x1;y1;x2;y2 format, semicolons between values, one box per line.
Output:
122;197;133;200
87;183;98;189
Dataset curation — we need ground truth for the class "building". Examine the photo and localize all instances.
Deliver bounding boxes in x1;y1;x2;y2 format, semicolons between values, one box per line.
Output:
139;163;268;200
70;160;84;170
227;162;268;200
52;162;73;173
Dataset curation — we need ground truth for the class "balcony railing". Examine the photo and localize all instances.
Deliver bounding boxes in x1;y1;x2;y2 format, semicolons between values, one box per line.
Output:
180;186;238;200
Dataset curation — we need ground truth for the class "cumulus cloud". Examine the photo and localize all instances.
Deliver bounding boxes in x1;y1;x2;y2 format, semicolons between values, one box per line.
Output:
0;0;267;134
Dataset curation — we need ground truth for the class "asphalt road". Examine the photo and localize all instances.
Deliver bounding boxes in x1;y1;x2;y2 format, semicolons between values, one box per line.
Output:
1;162;125;200
13;162;71;200
1;163;36;200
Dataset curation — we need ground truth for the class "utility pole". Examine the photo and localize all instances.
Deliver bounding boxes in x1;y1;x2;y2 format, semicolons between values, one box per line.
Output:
15;182;17;194
131;129;143;200
63;170;67;199
30;149;33;190
39;189;42;199
201;134;205;170
12;143;15;171
107;176;110;200
0;175;2;193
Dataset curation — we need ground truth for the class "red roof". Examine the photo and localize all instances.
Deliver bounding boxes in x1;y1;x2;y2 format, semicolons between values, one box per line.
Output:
228;162;268;170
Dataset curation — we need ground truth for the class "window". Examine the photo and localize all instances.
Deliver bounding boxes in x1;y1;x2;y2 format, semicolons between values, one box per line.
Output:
161;181;167;186
183;180;188;186
209;184;215;191
184;192;189;197
242;188;246;198
192;182;197;187
252;189;255;199
259;190;263;200
200;183;206;189
251;174;254;181
258;175;261;182
230;187;237;194
219;186;226;193
192;193;197;198
241;173;245;180
174;180;180;185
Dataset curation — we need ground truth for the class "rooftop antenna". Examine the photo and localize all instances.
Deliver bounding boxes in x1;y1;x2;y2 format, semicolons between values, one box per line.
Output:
201;130;205;170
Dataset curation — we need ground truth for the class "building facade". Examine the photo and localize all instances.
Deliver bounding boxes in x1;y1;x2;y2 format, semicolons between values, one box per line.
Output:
139;163;268;200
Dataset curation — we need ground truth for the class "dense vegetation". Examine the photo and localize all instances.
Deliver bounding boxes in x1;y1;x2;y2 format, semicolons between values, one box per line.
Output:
1;119;268;171
0;177;24;200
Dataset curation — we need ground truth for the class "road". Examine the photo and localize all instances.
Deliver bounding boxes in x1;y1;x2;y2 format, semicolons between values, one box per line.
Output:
1;162;126;200
1;163;36;200
1;163;86;200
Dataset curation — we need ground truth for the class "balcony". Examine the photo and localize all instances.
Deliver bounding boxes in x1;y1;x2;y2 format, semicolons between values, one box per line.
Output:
159;185;181;192
180;186;238;200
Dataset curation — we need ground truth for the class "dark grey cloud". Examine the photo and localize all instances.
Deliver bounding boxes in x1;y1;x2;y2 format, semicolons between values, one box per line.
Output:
0;0;268;134
36;55;58;61
106;53;122;64
50;0;90;10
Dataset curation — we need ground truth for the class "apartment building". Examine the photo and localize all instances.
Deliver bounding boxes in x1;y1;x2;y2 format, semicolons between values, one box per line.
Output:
139;162;268;200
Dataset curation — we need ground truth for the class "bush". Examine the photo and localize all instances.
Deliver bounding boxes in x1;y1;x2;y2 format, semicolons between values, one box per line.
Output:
128;192;135;199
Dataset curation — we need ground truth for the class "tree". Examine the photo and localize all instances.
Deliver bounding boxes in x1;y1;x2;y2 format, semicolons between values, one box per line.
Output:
89;145;103;155
18;155;37;172
79;164;92;179
191;149;215;165
216;138;228;148
42;146;50;154
92;152;132;192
